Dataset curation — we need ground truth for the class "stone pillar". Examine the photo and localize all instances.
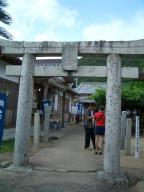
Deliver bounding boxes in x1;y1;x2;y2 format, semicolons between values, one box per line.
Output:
97;54;123;181
125;118;132;155
43;106;51;143
13;54;35;166
43;80;49;139
43;81;48;100
135;116;140;159
68;96;72;122
104;54;121;175
54;94;58;111
120;111;127;149
61;91;65;128
34;112;40;149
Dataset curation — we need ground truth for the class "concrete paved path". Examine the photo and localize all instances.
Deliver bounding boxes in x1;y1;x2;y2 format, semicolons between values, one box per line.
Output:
30;124;103;172
0;123;144;192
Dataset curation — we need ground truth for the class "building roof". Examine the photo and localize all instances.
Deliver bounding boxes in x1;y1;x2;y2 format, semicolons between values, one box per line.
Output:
75;82;106;94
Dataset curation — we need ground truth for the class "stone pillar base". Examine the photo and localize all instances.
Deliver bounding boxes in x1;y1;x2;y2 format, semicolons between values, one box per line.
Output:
96;171;129;185
4;164;32;174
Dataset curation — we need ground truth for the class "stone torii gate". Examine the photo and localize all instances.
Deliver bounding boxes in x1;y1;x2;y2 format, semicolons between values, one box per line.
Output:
2;39;141;181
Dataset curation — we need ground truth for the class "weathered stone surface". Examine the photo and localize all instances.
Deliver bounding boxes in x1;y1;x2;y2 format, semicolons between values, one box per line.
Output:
122;67;138;78
43;81;48;100
125;118;132;155
13;54;35;166
120;111;127;150
0;60;19;83
6;65;139;78
43;106;51;143
34;112;40;149
1;39;144;56
0;161;12;168
104;54;121;174
62;45;78;71
135;181;144;192
4;164;33;173
96;170;129;186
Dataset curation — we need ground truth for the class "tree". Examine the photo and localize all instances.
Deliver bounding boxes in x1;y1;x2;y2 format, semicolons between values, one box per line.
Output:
90;88;106;106
122;81;144;108
0;0;12;39
90;81;144;108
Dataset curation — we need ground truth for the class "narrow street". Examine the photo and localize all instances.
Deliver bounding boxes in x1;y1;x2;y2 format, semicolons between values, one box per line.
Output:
30;124;103;172
0;123;143;192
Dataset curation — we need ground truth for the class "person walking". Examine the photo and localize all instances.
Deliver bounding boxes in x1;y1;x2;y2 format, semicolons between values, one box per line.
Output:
84;104;95;150
94;106;105;155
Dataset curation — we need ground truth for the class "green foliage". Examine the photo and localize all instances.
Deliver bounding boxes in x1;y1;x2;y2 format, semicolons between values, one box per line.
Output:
122;56;144;67
78;56;144;67
90;88;106;106
0;0;12;39
78;56;106;66
79;56;144;107
78;55;144;108
77;77;106;85
0;139;14;153
122;81;144;107
90;81;144;108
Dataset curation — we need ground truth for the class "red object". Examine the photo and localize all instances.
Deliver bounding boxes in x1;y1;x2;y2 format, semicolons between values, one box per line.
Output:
94;111;105;126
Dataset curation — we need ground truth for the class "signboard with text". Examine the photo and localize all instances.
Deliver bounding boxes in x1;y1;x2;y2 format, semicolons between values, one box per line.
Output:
71;103;84;115
0;93;8;146
71;106;77;114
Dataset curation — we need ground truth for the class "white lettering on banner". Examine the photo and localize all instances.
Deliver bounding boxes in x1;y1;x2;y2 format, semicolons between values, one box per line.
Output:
0;100;4;107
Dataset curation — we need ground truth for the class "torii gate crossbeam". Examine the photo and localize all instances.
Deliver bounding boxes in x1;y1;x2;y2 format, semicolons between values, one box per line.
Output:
1;39;144;55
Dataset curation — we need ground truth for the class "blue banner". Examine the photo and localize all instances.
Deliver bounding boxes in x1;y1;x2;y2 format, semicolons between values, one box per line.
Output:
0;93;8;146
77;103;83;114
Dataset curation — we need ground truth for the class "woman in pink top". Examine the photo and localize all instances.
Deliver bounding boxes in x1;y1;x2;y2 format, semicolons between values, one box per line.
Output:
94;106;105;155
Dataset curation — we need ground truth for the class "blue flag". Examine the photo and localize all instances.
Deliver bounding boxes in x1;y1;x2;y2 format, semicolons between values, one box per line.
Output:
0;93;8;146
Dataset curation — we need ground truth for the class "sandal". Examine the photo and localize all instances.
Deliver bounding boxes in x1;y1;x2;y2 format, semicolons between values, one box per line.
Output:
98;149;102;155
95;150;98;154
95;146;99;154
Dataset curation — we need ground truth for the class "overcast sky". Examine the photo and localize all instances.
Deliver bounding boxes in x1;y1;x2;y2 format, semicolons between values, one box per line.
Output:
4;0;144;41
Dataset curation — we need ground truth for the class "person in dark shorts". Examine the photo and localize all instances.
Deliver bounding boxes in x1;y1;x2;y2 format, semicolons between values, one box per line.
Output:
94;106;105;155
